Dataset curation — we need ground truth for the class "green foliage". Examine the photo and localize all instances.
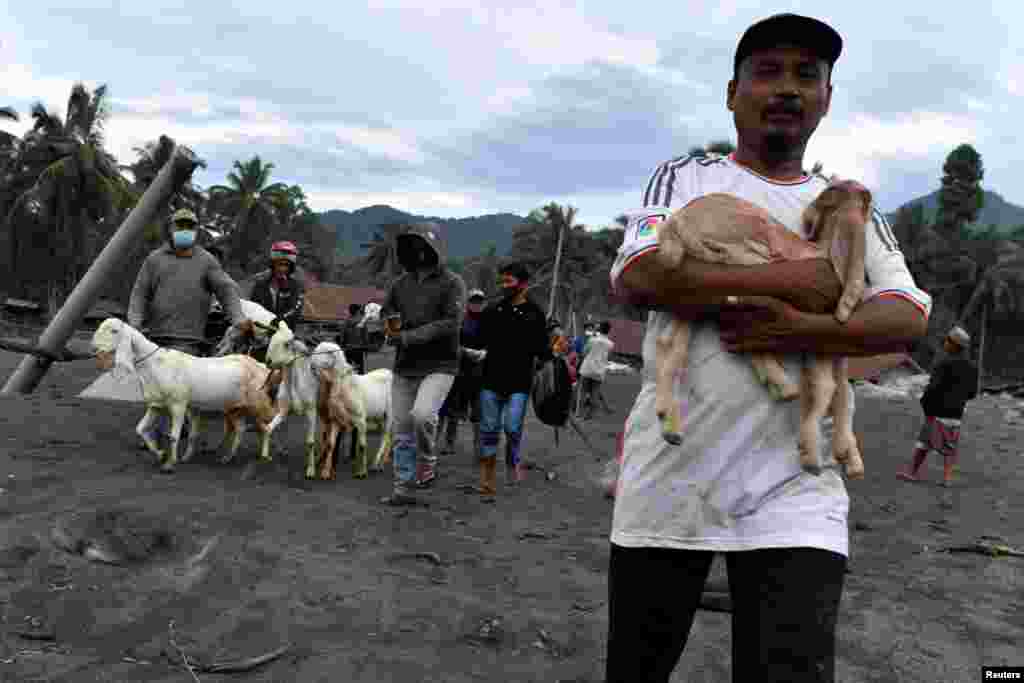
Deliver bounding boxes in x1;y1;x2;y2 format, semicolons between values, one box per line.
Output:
937;143;984;237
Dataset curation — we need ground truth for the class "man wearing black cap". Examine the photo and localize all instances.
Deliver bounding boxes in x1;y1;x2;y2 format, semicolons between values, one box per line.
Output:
606;14;932;682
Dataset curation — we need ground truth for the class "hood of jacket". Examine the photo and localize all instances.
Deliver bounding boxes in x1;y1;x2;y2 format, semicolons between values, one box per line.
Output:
397;221;447;270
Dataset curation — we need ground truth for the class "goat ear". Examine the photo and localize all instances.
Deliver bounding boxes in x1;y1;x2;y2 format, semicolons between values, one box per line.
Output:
113;328;134;379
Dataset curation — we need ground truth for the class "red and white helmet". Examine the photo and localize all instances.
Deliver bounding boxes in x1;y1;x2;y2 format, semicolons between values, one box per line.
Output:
270;240;298;264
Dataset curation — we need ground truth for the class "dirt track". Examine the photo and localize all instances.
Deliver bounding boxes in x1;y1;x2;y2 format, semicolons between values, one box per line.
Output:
0;341;1022;682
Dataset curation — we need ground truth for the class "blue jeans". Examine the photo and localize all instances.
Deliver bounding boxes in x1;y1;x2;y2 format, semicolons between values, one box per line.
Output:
479;390;529;466
391;372;455;488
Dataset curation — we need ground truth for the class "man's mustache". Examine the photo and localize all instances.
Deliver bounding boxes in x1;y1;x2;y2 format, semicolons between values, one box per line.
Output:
763;100;803;117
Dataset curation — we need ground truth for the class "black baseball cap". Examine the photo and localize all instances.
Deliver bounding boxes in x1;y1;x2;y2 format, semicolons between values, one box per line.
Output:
734;14;843;75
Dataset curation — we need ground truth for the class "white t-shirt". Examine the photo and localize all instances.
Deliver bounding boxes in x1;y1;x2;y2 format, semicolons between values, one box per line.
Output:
580;334;614;380
608;153;932;558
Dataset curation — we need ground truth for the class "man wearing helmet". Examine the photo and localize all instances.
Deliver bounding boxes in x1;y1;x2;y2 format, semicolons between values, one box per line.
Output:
127;207;248;449
240;240;307;364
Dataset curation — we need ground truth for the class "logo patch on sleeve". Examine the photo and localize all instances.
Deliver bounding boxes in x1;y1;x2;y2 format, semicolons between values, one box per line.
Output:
636;213;667;238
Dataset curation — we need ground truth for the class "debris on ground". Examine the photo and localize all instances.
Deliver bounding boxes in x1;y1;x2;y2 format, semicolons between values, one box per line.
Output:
940;541;1024;558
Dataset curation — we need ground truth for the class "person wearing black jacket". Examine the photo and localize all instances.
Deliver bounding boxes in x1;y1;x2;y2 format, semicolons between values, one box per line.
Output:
379;222;466;504
475;262;552;501
437;288;488;458
242;240;306;363
338;303;368;375
899;326;978;486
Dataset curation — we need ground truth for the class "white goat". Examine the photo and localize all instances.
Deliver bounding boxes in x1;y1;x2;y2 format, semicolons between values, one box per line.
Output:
653;181;870;479
91;318;277;473
213;299;277;357
264;321;323;480
310;341;393;480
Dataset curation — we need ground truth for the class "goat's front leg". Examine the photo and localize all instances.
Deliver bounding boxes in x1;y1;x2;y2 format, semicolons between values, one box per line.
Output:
751;353;800;401
304;411;319;480
798;355;836;475
136;408;164;462
828;357;863;479
352;417;369;479
181;408;204;463
318;423;339;480
654;318;692;445
162;404;189;473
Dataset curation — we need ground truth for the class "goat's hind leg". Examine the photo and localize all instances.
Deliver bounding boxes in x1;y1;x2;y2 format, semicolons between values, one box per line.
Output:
180;408;204;463
828;357;863;479
161;405;189;474
798;356;837;475
220;410;244;464
654;318;692;445
136;408;164;464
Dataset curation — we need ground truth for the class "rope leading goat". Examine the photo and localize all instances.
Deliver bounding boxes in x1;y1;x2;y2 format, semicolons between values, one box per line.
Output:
653;180;870;479
91;318;277;473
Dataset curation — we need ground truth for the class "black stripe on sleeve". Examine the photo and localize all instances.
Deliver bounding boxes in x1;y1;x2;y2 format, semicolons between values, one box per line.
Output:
871;208;899;252
642;163;668;207
662;156;695;207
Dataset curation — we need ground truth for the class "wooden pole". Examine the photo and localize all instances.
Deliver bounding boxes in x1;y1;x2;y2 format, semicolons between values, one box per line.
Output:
547;222;566;319
2;146;201;395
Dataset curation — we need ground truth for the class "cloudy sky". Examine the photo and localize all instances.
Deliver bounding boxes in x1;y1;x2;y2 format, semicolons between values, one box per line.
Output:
2;1;1019;228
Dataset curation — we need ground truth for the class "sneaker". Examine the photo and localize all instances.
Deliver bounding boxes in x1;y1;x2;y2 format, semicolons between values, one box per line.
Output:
380;488;419;506
416;461;437;488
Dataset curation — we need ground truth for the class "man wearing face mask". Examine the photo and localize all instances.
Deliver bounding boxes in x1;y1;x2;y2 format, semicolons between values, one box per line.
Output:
379;222;467;505
474;263;552;501
127;207;248;451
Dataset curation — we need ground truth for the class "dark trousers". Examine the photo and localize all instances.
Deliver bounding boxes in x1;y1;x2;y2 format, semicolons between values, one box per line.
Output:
606;544;846;683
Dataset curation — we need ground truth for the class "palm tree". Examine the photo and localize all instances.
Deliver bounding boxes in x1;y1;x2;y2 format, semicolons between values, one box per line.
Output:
206;156;288;273
122;134;207;243
7;84;131;315
0;106;18;164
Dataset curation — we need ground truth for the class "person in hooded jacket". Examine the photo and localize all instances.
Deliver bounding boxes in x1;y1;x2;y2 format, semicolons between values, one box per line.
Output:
379;222;467;505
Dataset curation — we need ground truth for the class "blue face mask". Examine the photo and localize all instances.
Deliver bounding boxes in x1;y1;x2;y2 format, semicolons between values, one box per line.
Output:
172;229;196;249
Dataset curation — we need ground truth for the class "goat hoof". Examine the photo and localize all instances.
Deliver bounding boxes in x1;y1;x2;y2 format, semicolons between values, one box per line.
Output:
661;430;682;446
257;455;274;464
801;461;823;476
159;463;176;474
353;471;368;480
304;469;317;480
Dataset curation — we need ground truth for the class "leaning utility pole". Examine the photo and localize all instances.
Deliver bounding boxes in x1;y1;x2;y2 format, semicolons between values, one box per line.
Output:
547;222;566;319
1;145;202;395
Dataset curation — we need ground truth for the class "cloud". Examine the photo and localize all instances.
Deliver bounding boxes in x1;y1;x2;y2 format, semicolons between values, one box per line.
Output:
2;0;1023;230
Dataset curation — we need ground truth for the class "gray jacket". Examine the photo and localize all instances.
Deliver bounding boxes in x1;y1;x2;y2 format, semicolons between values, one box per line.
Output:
127;245;244;342
382;222;466;377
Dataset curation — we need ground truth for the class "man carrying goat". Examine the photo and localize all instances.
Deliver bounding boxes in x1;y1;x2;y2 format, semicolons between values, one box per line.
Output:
605;14;931;683
379;223;466;505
